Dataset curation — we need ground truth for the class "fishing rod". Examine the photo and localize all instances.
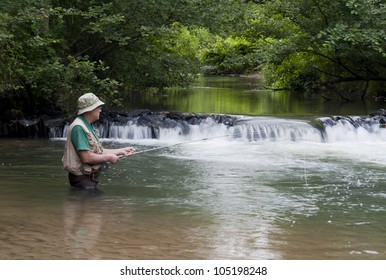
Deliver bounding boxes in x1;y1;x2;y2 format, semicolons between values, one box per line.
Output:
100;132;239;171
133;133;235;155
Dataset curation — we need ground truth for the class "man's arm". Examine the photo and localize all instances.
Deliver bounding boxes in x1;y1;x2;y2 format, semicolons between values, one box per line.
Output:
103;147;135;156
71;125;121;164
78;150;120;164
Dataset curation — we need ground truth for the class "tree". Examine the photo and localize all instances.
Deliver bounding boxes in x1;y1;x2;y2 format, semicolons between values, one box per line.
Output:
248;0;386;99
202;36;258;74
0;0;252;118
0;0;121;117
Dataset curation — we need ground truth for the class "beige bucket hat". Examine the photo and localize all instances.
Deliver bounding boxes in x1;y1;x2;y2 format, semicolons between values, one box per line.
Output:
77;93;105;115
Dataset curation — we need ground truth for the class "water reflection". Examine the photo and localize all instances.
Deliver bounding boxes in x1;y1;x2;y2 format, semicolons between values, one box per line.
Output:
123;76;381;116
63;190;105;259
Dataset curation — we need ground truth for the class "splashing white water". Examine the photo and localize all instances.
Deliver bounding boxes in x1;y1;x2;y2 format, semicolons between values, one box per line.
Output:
52;115;386;146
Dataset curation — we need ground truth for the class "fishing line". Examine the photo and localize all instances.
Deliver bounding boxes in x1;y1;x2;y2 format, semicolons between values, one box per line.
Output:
303;151;309;187
133;133;234;155
100;132;239;171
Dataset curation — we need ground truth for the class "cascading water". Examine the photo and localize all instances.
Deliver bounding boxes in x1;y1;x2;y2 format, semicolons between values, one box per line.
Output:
318;116;386;142
51;112;386;144
229;117;323;142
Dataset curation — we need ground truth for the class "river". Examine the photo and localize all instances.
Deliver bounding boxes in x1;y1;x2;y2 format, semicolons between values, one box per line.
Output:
0;76;386;259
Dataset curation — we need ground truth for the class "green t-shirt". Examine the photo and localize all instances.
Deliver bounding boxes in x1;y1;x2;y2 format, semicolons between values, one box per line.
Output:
71;116;100;151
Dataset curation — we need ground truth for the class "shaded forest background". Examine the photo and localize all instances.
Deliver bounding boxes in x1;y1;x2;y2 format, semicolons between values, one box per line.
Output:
1;0;385;120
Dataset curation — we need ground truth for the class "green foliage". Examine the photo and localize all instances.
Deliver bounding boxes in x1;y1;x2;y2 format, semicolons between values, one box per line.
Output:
57;57;122;115
0;1;122;117
116;23;202;90
249;0;386;98
261;52;321;93
0;2;62;115
203;36;258;74
4;0;385;118
1;0;256;119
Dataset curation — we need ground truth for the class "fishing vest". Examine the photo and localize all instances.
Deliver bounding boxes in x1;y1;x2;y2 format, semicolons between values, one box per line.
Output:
62;117;103;176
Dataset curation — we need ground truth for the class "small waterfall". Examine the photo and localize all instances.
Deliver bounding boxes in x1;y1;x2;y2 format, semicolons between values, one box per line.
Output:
108;120;154;139
107;116;232;141
318;116;386;142
89;116;323;142
49;111;386;143
230;117;323;142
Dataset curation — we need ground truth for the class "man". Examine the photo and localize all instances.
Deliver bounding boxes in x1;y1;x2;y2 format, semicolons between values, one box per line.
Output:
63;92;135;190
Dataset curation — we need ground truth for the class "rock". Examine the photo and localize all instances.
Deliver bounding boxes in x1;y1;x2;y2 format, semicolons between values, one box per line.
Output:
369;109;386;117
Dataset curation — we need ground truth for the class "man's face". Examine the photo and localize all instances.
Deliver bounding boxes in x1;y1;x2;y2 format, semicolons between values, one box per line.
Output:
85;106;102;122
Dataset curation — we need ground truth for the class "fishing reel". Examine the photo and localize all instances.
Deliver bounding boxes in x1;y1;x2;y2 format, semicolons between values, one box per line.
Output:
100;162;109;172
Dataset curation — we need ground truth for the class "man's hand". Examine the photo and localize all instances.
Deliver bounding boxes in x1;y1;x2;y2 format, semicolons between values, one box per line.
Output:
123;147;136;155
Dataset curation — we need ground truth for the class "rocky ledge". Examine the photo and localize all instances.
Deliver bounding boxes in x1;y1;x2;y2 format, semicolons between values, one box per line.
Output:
2;108;386;138
316;108;386;129
0;109;238;138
